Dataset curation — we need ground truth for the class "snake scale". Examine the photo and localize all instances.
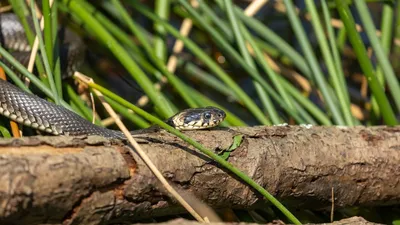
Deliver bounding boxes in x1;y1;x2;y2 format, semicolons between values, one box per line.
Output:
0;13;226;138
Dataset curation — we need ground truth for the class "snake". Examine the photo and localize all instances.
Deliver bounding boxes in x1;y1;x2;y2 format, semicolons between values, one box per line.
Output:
0;13;86;78
0;13;226;139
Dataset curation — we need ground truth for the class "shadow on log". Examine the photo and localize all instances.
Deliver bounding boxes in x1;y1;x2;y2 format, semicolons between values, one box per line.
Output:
0;125;399;224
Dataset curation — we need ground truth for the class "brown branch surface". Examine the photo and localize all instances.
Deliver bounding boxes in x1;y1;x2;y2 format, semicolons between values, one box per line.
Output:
134;217;383;225
0;126;399;224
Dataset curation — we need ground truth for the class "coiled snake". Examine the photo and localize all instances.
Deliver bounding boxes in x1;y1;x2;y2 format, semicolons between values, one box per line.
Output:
0;13;226;138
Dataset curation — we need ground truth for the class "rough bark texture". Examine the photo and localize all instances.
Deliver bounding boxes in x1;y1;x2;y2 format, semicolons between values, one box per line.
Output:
0;125;398;224
134;217;383;225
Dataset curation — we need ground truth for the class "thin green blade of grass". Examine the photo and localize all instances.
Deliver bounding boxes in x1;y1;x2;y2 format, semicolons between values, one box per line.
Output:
80;3;166;83
376;3;394;79
229;3;312;78
42;0;53;70
321;0;351;108
99;0;158;64
100;13;246;126
199;0;291;66
248;37;331;124
254;84;274;125
278;76;332;125
197;0;234;42
354;1;400;114
253;38;292;64
178;0;270;90
135;2;320;124
180;60;238;100
153;0;170;61
87;0;167;87
51;0;58;45
61;0;174;119
0;46;53;98
8;0;46;80
63;2;236;124
0;124;11;138
63;1;174;115
58;1;148;65
283;0;345;125
0;61;32;93
104;97;151;129
109;0;198;108
29;0;60;105
101;0;264;126
177;0;306;123
50;0;62;98
213;1;323;124
305;0;353;125
240;22;297;115
89;81;301;225
131;2;270;125
395;3;400;56
335;0;397;125
0;46;73;110
161;60;247;126
336;27;347;52
223;0;276;124
105;1;183;102
371;2;394;117
210;1;327;125
293;100;317;125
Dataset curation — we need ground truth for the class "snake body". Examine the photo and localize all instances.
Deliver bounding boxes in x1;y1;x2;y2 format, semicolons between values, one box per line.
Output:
0;13;226;138
0;79;226;138
0;13;85;78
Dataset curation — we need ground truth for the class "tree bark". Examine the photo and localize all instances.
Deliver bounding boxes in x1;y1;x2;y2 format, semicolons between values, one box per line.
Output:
133;217;383;225
0;125;398;224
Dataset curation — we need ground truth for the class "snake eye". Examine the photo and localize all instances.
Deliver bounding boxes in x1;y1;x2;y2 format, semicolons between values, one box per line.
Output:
204;112;211;119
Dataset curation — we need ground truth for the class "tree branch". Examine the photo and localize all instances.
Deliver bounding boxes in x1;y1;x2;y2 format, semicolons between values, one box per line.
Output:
0;125;398;224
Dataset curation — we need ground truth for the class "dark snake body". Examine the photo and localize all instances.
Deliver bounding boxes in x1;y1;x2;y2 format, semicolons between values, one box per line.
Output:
0;13;226;138
0;79;226;138
0;13;85;78
0;79;127;138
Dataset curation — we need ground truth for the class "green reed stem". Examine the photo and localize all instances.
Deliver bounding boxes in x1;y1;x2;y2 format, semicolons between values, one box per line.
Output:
224;0;275;124
132;2;269;125
29;0;60;105
283;0;344;125
153;0;169;61
306;0;353;125
110;0;197;108
0;46;72;110
8;0;46;80
62;0;173;118
335;0;397;125
0;124;11;138
354;1;400;114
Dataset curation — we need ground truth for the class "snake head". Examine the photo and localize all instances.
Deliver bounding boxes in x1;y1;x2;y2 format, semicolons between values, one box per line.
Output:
168;106;226;130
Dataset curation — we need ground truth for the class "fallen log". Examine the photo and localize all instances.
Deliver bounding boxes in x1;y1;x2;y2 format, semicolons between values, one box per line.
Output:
0;125;398;224
133;217;383;225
